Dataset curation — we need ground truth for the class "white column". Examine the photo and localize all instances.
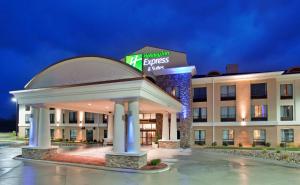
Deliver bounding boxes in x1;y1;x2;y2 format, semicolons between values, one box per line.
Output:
170;113;177;141
107;114;113;143
113;101;125;153
162;112;169;140
37;107;51;148
127;100;140;153
29;107;38;147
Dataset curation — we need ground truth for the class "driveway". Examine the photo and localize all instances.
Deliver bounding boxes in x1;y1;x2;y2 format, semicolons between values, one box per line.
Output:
1;147;300;185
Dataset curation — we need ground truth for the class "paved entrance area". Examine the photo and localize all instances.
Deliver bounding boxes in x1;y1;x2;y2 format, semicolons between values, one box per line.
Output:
1;146;300;185
59;146;191;161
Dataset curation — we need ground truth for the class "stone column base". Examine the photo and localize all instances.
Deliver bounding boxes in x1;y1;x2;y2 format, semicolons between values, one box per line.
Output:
105;152;147;169
22;147;58;160
158;140;180;149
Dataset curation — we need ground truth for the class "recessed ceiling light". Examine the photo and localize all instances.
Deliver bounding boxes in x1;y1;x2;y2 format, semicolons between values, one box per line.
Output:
88;103;92;106
105;106;109;109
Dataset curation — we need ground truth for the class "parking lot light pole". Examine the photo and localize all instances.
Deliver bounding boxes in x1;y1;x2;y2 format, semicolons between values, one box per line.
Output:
11;97;18;136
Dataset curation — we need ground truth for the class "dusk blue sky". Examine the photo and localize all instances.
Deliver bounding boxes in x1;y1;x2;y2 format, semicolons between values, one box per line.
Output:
1;1;300;118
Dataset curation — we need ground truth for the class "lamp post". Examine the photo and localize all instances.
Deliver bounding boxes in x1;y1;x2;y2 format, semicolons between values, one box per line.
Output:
11;97;18;136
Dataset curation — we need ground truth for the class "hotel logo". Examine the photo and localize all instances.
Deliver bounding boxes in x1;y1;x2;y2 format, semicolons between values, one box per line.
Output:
125;54;143;71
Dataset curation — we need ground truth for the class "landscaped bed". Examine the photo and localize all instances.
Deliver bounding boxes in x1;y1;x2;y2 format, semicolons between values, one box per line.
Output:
40;153;168;171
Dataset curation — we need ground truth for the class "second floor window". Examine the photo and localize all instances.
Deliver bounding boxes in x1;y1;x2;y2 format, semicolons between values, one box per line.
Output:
69;112;77;123
50;113;55;124
25;105;30;111
103;114;108;124
251;83;267;99
25;114;31;124
280;84;293;99
251;105;268;121
193;107;207;122
220;106;236;122
280;105;293;121
85;112;95;123
221;85;236;100
193;87;207;102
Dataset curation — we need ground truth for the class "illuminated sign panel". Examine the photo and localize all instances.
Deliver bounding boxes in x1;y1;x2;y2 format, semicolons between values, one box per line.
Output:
125;51;170;72
125;54;143;71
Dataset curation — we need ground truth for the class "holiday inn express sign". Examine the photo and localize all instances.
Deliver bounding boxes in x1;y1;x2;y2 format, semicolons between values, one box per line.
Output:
125;51;170;72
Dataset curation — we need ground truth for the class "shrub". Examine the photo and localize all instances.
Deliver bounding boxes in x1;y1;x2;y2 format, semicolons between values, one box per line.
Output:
276;150;281;154
252;142;256;147
222;142;228;146
93;139;97;143
280;143;286;148
239;143;243;148
262;148;267;154
212;142;217;147
150;159;161;166
265;142;271;147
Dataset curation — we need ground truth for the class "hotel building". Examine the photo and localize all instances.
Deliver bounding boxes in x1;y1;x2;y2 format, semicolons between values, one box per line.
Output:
13;46;300;151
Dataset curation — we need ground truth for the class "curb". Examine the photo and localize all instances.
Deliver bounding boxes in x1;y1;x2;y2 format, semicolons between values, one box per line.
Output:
14;157;170;174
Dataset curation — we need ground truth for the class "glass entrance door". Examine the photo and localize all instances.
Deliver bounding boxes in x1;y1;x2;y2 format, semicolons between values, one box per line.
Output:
141;131;156;145
86;130;93;142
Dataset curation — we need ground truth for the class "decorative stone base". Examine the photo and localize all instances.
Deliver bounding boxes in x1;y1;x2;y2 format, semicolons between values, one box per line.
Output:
22;147;58;160
158;140;180;149
105;152;147;169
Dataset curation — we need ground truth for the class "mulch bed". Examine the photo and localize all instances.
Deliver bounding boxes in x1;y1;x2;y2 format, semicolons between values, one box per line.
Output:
46;153;106;166
141;163;168;170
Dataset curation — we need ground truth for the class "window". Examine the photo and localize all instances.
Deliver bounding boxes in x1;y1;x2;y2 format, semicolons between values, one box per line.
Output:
172;86;180;99
220;106;236;122
193;107;207;122
280;84;293;99
25;105;30;111
25;128;30;138
63;113;65;124
50;129;55;140
85;112;95;123
49;107;55;110
69;112;77;123
102;114;108;124
104;130;107;138
253;129;266;145
25;114;31;124
62;129;65;139
139;113;156;120
221;85;236;100
177;130;180;139
70;129;77;141
251;105;268;121
194;130;206;145
222;129;234;145
193;87;207;102
50;113;55;124
281;106;293;121
251;83;267;99
281;129;294;142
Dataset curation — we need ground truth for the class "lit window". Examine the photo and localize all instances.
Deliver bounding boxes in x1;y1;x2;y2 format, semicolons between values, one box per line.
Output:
25;114;31;124
251;105;268;121
253;129;266;145
280;84;293;99
222;129;234;145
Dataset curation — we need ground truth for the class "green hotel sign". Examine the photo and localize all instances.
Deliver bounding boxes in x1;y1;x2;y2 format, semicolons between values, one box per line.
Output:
125;51;170;72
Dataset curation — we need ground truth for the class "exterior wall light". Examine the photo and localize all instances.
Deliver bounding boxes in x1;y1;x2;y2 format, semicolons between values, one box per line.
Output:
241;118;246;126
